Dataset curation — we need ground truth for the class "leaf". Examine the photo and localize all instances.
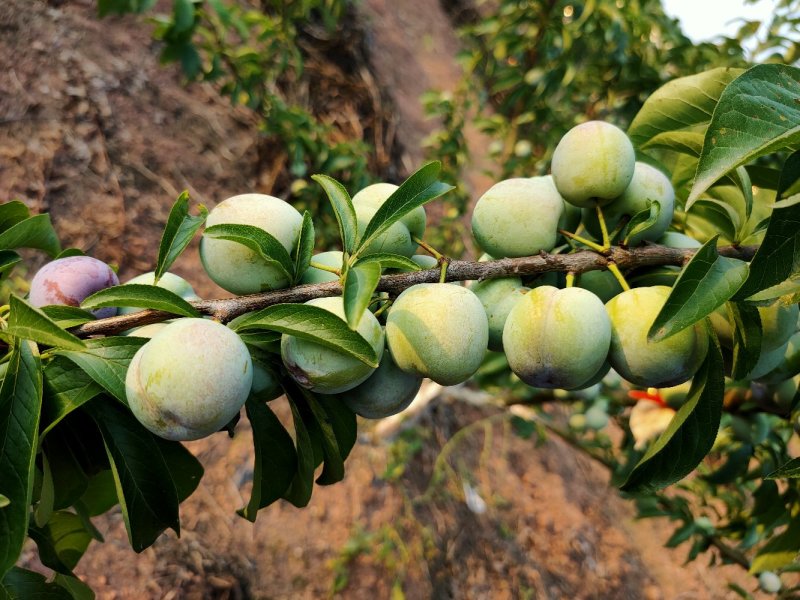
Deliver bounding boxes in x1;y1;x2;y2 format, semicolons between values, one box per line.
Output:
1;567;73;599
52;575;93;600
688;64;800;206
311;174;358;254
750;518;800;574
0;341;42;580
735;150;800;299
356;253;422;271
628;67;744;147
0;214;60;257
357;162;453;256
6;296;86;351
648;237;749;342
91;400;201;552
765;457;800;479
282;395;315;508
203;223;294;283
229;304;379;367
0;202;30;233
728;302;763;380
0;251;21;278
237;398;297;521
154;191;208;284
641;130;705;157
41;356;105;440
292;211;315;285
623;200;661;245
28;511;92;575
621;335;724;493
56;337;147;404
0;496;7;509
315;396;357;467
39;306;96;329
81;284;199;318
343;262;381;330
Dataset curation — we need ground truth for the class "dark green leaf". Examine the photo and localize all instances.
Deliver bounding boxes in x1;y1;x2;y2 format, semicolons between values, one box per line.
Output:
311;174;358;254
765;457;800;479
229;304;378;367
203;223;294;283
315;396;357;465
728;302;762;380
687;199;738;243
1;567;72;599
56;337;147;404
39;306;95;329
97;0;156;17
154;191;208;284
43;432;89;510
357;162;452;256
292;211;315;285
0;341;43;579
52;575;93;600
0;496;7;509
735;151;800;299
621;335;724;493
356;253;422;271
42;356;105;440
0;251;21;278
304;394;345;485
343;262;381;330
28;511;92;575
648;237;749;342
172;0;195;33
0;202;30;233
0;214;60;257
750;518;800;573
7;296;86;351
34;454;55;528
689;64;800;205
81;284;199;317
237;398;297;521
282;395;315;508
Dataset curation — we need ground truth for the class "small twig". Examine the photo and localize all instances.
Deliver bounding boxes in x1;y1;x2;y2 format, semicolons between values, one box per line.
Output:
709;536;750;570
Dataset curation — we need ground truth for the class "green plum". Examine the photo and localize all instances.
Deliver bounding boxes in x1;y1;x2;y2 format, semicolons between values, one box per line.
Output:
575;270;623;303
410;254;438;269
250;362;282;402
301;251;343;284
658;231;702;249
470;277;529;352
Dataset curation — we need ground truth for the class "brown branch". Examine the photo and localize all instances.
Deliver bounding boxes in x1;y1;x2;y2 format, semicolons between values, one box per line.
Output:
69;243;758;338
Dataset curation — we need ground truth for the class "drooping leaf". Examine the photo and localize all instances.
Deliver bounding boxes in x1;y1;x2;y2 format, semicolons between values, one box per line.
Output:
56;337;147;404
154;191;208;284
41;356;105;440
52;574;94;600
735;151;800;299
688;64;800;206
728;302;762;380
28;511;93;575
356;162;453;256
7;296;86;351
292;211;315;284
237;398;297;521
315;396;357;468
621;334;724;493
355;253;422;272
0;214;61;257
686;199;738;243
229;304;379;367
43;432;90;511
343;262;381;330
311;174;358;254
81;284;199;318
282;394;316;508
0;341;43;579
750;518;800;574
648;237;749;342
1;567;73;599
203;223;294;284
765;457;800;480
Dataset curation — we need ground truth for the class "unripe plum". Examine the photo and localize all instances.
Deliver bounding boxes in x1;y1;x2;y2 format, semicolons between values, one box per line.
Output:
584;405;609;430
125;318;253;441
758;571;782;594
336;349;422;418
352;183;426;240
503;286;611;389
410;254;438;269
575;270;623;303
355;203;417;257
757;332;800;384
712;302;798;353
29;256;119;319
281;297;384;394
386;283;488;385
300;251;343;284
471;176;565;258
658;231;702;249
470;277;529;352
251;362;282;402
606;286;708;387
119;271;200;316
551;121;635;208
126;322;170;338
200;193;303;294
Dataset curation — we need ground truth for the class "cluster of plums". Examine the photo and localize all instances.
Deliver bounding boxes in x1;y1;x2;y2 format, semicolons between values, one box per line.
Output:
26;121;800;442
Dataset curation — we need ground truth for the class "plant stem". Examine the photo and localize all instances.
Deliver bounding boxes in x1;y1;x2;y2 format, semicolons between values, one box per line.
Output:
412;235;444;261
308;261;341;275
607;262;631;291
596;204;611;249
565;272;576;288
558;229;607;253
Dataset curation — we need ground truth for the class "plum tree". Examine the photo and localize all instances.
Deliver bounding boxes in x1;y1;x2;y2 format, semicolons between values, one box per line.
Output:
385;283;488;385
28;255;120;318
471;176;565;257
200;193;303;294
281;296;384;393
503;286;611;389
606;286;708;387
550;121;635;208
125;318;253;441
470;277;529;351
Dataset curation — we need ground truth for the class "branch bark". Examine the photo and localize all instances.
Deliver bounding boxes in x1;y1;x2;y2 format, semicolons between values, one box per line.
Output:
70;243;758;338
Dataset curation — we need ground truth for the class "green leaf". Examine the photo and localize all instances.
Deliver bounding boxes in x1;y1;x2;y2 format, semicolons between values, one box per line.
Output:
640;130;705;157
0;496;7;509
1;567;73;599
81;284;199;317
343;262;381;330
648;237;749;342
728;302;763;380
154;191;207;284
292;211;315;285
357;162;452;256
623;200;661;245
0;341;43;579
237;398;297;521
34;453;55;528
689;64;800;206
7;296;86;351
311;174;358;254
687;199;738;243
750;518;800;574
28;511;92;575
91;400;201;552
52;574;93;600
39;306;96;329
628;67;744;147
0;251;21;278
765;457;800;479
56;337;147;404
229;304;379;367
621;335;724;493
355;253;422;271
0;202;30;233
735;151;800;299
41;356;105;440
203;223;294;283
282;395;315;508
42;432;89;511
315;396;357;467
0;214;60;257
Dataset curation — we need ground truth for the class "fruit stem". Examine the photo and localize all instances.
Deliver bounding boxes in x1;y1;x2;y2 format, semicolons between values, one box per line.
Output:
438;258;450;284
558;230;606;254
412;235;444;261
372;299;392;318
596;205;611;249
565;272;576;288
607;262;631;291
308;261;341;276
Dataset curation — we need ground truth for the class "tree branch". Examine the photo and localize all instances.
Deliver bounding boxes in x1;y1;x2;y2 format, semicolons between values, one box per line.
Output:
70;243;758;338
